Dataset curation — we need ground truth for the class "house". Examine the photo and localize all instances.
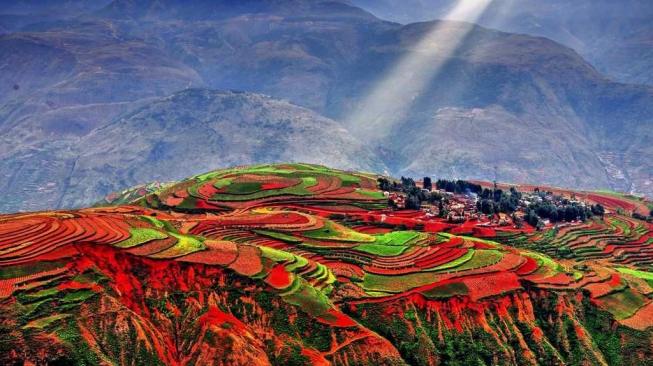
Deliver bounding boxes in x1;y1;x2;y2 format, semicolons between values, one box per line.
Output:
388;192;406;209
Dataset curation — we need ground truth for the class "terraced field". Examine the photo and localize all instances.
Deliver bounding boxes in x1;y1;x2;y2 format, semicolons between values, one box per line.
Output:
1;164;652;365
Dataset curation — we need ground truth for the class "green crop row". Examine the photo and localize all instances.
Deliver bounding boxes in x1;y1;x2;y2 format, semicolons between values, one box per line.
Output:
114;228;168;249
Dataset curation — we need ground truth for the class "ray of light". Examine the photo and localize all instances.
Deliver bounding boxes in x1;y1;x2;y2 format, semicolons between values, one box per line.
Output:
345;0;494;141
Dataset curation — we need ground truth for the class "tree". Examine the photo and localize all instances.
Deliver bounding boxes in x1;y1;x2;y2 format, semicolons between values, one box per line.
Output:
388;198;397;209
377;177;391;192
590;204;605;217
498;196;517;213
525;209;540;227
406;194;421;210
579;208;587;221
423;177;432;191
562;206;573;221
436;179;481;194
509;186;522;200
429;191;443;203
633;212;647;220
438;201;448;218
401;176;416;190
479;199;495;215
416;189;430;202
512;213;523;229
493;189;503;202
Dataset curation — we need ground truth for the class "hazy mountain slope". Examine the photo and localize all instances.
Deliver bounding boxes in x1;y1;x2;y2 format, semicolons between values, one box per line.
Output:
323;19;653;192
97;0;374;21
0;17;207;213
0;89;385;211
351;0;653;86
89;0;387;113
0;20;206;169
396;106;604;188
0;0;110;34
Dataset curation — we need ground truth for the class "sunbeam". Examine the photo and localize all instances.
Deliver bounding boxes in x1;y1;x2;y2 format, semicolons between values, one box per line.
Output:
345;0;494;141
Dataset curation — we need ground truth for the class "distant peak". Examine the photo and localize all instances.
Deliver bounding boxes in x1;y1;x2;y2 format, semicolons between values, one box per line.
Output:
97;0;376;21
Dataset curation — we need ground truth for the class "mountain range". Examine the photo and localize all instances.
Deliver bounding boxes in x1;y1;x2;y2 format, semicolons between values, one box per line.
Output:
0;0;652;212
351;0;653;86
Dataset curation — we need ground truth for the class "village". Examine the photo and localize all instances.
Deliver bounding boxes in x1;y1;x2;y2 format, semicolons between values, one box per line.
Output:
381;176;605;231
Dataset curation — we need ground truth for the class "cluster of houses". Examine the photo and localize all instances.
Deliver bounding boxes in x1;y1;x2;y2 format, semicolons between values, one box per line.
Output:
384;183;492;223
384;178;591;228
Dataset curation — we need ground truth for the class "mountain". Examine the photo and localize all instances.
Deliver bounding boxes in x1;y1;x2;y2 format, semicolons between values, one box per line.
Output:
0;0;652;212
0;0;111;34
96;0;374;20
2;163;653;365
327;20;653;194
65;89;386;208
351;0;653;86
0;89;383;212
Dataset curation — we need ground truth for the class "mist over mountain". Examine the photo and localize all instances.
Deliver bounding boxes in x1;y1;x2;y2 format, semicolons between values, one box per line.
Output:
351;0;653;85
0;0;652;212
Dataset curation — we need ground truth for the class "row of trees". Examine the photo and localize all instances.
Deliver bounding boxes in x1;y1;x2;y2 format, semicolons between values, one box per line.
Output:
475;187;522;215
532;201;603;222
633;209;653;222
377;177;399;192
379;176;429;210
523;202;605;230
400;177;427;210
435;179;482;194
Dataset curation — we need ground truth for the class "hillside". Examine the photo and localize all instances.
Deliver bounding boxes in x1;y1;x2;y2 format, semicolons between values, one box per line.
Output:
0;89;384;212
328;20;653;195
352;0;653;86
2;163;653;365
0;0;652;211
0;0;110;34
